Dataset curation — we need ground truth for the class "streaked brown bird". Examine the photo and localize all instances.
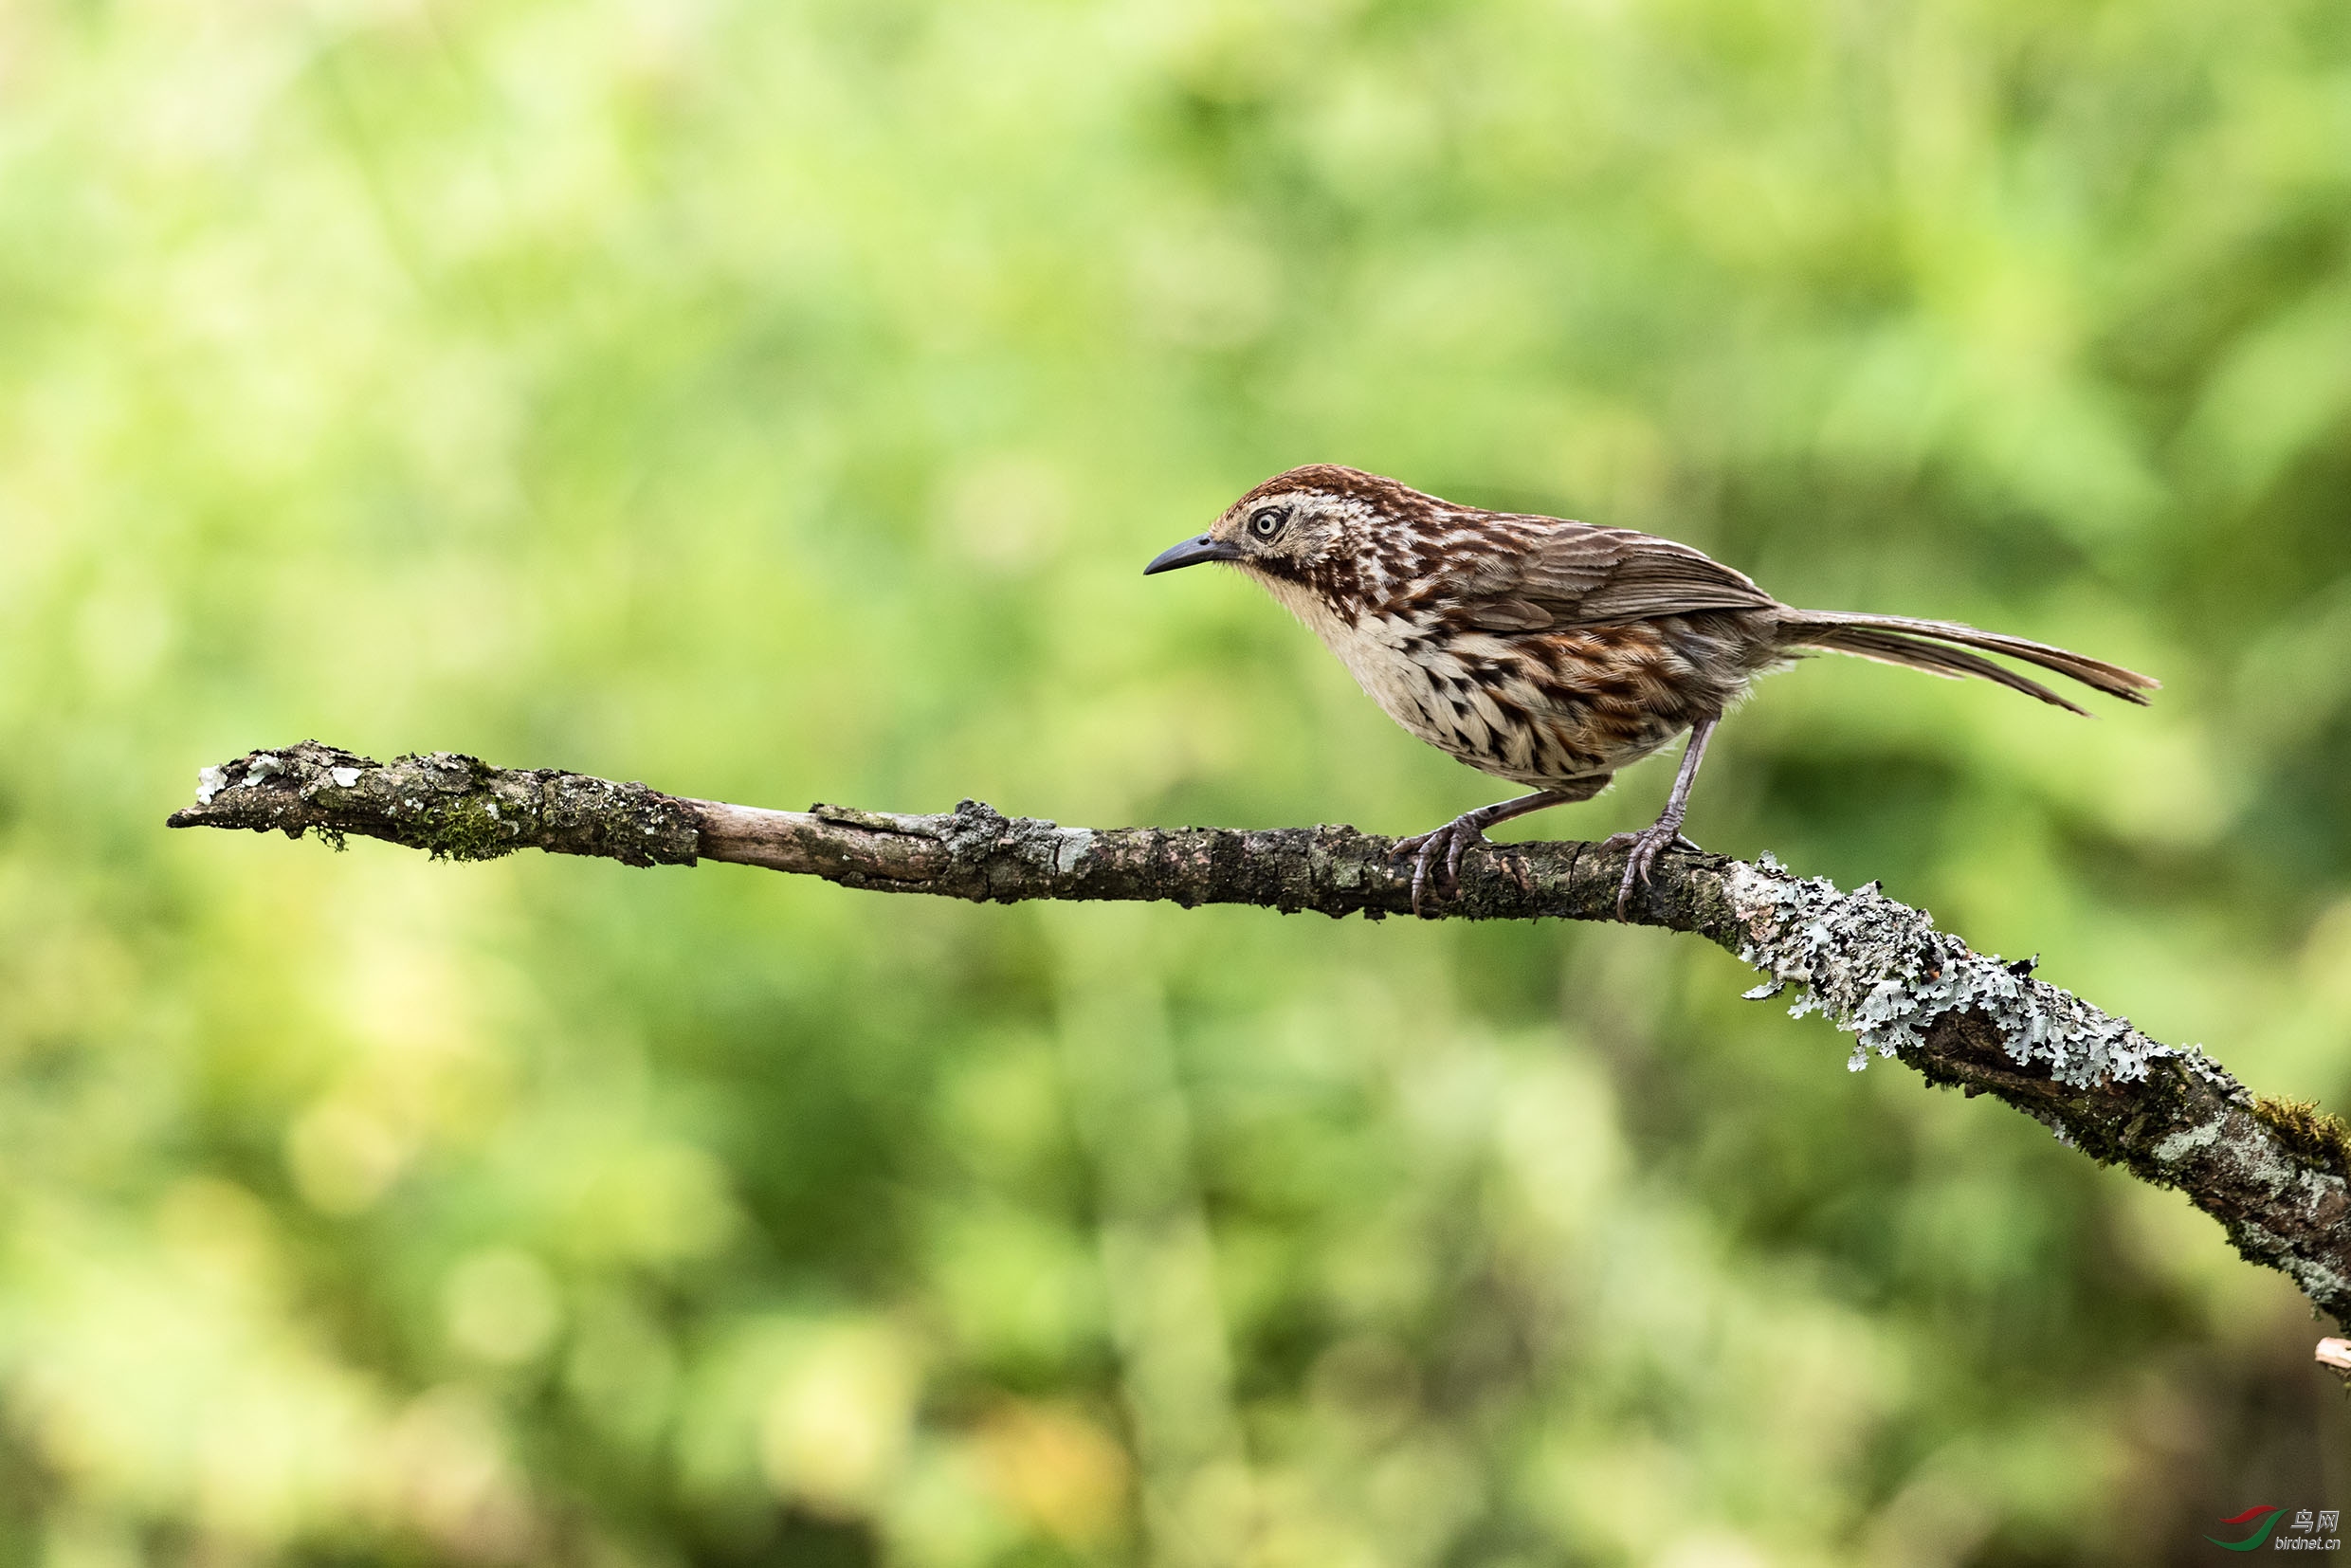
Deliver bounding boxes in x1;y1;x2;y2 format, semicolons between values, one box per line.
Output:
1145;465;2158;917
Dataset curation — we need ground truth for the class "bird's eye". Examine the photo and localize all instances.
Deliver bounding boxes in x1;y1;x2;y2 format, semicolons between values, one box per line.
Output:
1248;506;1287;541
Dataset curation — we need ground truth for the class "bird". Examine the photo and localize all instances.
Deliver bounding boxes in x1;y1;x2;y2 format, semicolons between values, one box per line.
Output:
1144;465;2157;918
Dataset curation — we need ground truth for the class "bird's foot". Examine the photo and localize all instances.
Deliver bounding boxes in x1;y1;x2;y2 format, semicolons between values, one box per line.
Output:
1600;823;1700;921
1392;814;1495;917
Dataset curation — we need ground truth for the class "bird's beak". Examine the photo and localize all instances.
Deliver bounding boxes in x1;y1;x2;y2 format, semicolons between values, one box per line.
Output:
1143;534;1242;575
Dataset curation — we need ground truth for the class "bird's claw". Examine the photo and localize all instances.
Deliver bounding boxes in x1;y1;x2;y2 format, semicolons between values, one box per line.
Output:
1392;817;1492;917
1603;824;1699;921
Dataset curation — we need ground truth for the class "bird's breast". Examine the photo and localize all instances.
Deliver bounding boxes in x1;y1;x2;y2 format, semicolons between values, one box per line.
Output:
1248;569;1740;787
1287;594;1604;781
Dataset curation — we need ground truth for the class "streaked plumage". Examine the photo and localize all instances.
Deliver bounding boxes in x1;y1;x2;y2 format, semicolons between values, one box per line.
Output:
1146;465;2158;915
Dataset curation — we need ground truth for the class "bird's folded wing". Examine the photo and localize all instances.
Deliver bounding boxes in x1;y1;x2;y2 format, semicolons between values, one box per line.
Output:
1458;525;1777;631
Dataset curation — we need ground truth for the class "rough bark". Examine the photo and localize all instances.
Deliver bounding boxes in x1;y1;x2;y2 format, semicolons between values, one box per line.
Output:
169;740;2351;1340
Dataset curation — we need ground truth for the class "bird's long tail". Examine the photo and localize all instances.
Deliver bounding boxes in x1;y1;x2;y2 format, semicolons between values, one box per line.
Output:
1776;611;2158;716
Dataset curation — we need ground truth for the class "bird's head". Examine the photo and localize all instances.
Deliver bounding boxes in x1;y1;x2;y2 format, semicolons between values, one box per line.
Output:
1143;465;1433;609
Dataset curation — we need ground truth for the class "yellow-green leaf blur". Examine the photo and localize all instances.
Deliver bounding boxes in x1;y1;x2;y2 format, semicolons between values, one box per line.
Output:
3;0;2347;1562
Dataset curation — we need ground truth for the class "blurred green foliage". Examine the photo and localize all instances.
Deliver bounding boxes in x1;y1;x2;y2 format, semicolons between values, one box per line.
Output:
3;0;2350;1562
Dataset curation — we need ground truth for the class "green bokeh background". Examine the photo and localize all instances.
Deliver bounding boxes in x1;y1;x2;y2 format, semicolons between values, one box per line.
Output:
5;0;2350;1562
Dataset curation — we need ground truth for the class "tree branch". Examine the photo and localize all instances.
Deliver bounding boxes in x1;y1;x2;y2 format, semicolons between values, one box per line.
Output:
169;740;2351;1341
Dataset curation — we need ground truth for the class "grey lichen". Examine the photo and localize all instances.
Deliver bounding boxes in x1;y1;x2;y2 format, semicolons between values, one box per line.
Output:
2153;1119;2223;1166
1723;856;2213;1089
940;799;1016;860
941;799;1097;892
194;757;291;809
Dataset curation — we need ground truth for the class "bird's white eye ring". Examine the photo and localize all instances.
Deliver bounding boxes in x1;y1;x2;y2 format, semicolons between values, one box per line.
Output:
1248;506;1286;540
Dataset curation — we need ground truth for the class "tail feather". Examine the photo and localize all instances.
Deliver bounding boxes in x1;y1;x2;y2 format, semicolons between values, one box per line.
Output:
1779;611;2158;714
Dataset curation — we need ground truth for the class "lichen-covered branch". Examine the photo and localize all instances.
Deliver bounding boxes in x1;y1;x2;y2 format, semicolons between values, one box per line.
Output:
170;741;2351;1336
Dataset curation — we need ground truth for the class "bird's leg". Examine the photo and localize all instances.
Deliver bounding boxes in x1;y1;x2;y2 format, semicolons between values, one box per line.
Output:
1604;716;1719;921
1393;786;1592;917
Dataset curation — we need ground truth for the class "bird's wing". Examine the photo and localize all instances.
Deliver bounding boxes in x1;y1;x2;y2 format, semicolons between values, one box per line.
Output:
1456;523;1777;631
